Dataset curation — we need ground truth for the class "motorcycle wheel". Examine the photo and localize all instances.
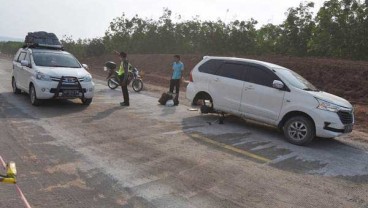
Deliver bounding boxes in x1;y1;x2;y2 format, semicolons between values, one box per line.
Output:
108;79;119;90
132;79;144;92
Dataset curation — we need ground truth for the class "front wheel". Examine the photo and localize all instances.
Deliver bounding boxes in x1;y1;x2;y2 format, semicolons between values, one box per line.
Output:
132;79;143;92
107;78;119;90
283;116;315;146
81;98;93;105
30;84;41;106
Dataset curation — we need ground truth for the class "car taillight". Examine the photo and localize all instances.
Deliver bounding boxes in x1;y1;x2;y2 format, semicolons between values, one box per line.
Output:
189;70;194;82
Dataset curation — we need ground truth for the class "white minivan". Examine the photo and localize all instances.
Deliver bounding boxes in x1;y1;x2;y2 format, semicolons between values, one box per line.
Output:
12;47;95;106
186;56;354;145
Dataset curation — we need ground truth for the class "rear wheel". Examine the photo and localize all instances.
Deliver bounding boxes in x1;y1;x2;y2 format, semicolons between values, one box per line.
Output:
283;116;315;145
81;98;93;105
132;79;143;92
107;78;119;89
12;77;21;94
29;84;41;106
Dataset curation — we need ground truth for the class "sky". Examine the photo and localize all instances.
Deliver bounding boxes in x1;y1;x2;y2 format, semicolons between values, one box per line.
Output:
0;0;326;40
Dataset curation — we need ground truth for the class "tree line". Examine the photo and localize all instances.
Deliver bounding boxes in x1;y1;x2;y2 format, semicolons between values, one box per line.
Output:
1;0;368;60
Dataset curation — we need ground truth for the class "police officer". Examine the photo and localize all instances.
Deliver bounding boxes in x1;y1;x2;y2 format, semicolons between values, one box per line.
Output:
115;51;130;106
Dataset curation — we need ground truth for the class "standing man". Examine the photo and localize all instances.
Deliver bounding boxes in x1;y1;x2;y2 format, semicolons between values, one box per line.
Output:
169;55;184;95
115;51;130;106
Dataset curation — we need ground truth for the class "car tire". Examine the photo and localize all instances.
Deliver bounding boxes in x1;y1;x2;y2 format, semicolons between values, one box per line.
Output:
12;77;21;94
283;116;315;146
29;84;41;106
81;98;93;105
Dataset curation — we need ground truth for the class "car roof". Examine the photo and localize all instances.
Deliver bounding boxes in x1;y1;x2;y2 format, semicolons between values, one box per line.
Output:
203;56;287;69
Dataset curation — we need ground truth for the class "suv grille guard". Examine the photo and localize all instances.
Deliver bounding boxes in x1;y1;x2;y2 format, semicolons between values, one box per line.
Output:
52;76;85;99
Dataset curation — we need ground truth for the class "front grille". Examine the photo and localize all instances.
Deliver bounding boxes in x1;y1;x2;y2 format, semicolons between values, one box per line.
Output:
51;77;84;83
337;111;354;124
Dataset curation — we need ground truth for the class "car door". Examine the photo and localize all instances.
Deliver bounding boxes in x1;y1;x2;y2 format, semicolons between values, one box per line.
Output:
14;51;27;89
240;64;286;123
19;52;33;91
208;62;245;114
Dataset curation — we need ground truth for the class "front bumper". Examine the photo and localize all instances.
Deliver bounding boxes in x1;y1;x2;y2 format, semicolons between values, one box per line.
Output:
314;109;354;138
33;79;95;99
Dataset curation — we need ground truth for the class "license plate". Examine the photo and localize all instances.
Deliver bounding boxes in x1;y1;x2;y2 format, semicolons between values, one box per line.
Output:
63;90;80;97
344;124;353;133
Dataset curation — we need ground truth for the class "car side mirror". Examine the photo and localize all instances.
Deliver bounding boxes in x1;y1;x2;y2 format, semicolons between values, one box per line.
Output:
82;64;89;70
273;80;284;90
21;60;30;67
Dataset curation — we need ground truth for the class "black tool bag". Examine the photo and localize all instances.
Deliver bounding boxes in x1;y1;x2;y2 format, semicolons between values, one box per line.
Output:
158;93;173;105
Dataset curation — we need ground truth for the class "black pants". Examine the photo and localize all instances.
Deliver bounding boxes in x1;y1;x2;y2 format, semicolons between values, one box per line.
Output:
120;75;129;104
169;79;180;94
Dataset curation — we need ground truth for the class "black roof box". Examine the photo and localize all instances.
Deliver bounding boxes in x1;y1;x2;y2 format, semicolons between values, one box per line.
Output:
24;31;63;50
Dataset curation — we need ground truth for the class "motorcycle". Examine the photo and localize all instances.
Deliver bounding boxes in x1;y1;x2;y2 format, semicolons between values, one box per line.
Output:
104;61;144;92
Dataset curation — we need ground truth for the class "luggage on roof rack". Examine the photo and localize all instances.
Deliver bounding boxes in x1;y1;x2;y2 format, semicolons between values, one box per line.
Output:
24;31;63;50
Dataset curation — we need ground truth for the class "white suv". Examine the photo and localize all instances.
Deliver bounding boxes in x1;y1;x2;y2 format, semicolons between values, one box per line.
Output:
186;56;354;145
12;48;95;106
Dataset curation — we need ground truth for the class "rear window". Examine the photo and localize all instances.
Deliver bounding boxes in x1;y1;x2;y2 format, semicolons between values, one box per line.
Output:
216;63;246;81
198;59;223;75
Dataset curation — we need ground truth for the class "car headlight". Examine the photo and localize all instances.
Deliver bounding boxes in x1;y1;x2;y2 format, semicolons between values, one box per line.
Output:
36;72;51;81
84;75;92;82
315;98;341;112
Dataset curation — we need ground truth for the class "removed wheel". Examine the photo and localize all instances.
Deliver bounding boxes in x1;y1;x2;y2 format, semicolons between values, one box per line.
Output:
12;77;21;94
107;79;119;90
132;79;143;92
283;116;315;145
81;98;93;105
29;84;41;106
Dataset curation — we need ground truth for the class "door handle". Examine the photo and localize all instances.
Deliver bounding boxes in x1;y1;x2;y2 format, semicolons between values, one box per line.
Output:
214;78;219;82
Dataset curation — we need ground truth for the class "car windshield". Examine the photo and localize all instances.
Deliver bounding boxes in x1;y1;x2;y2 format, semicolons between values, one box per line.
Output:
33;52;81;68
274;67;318;91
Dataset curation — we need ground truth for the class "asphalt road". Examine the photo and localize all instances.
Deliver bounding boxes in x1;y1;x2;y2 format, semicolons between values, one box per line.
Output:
0;58;368;208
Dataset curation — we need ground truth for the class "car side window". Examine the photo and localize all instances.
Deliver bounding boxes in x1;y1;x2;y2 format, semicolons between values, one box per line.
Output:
198;59;223;75
17;52;27;63
25;53;31;63
244;65;280;88
216;63;245;81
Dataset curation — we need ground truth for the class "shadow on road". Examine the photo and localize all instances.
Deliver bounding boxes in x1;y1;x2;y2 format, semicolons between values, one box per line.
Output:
82;106;121;123
0;92;90;119
181;113;368;179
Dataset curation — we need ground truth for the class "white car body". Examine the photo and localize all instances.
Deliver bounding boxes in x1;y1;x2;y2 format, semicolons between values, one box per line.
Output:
12;48;95;105
186;56;354;145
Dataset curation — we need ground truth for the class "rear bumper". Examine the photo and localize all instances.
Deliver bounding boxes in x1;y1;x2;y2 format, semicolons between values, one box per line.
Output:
186;83;196;103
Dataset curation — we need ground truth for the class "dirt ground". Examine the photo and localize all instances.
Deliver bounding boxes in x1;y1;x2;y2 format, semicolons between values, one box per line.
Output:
80;54;368;132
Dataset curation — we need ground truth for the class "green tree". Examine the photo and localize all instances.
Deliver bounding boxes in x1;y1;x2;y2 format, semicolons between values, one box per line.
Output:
279;2;316;56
